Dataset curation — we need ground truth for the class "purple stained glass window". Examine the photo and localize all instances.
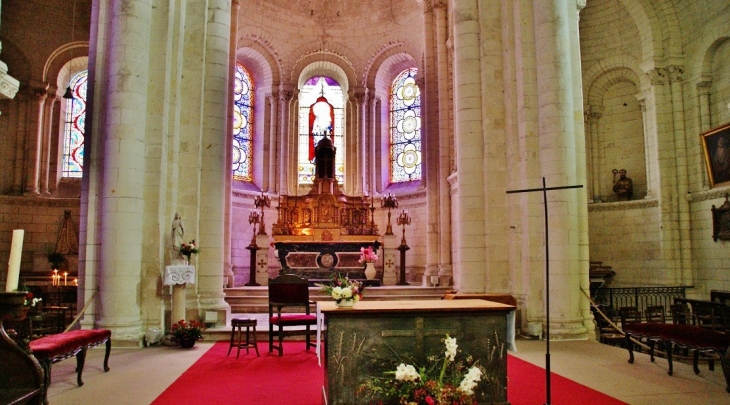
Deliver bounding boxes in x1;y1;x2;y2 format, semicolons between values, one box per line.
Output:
233;63;253;181
62;70;87;178
390;68;422;183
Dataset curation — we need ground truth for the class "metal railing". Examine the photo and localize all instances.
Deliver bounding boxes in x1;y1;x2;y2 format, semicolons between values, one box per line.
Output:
593;286;690;318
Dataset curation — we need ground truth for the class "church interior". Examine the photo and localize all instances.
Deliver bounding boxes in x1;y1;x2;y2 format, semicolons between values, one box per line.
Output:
1;0;730;403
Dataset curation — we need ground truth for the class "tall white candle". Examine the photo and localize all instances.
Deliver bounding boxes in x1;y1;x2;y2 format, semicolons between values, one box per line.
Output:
6;229;24;292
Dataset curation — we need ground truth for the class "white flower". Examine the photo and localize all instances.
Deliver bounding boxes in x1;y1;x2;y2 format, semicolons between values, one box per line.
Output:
458;366;483;395
342;287;353;298
331;286;343;300
444;335;457;362
395;363;419;382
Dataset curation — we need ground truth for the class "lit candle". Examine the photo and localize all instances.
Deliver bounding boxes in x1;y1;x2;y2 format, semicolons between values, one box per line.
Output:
6;229;24;292
64;272;68;286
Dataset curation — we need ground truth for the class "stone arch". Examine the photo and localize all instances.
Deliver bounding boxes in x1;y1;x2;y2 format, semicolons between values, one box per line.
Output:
44;41;89;96
364;42;419;100
0;37;32;87
236;37;281;92
289;47;357;93
697;36;730;79
583;55;641;107
586;66;640;108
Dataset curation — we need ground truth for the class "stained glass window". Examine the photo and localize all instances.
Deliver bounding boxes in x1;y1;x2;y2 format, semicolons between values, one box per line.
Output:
390;68;422;183
298;76;344;185
232;63;253;181
62;70;87;178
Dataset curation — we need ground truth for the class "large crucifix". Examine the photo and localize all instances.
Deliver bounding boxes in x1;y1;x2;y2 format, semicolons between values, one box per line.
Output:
507;177;583;405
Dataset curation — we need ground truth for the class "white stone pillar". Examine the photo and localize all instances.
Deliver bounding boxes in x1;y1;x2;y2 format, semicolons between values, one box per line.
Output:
636;98;653;198
422;2;440;286
697;81;712;189
278;87;293;194
532;0;587;339
267;92;279;193
255;234;270;286
585;106;603;202
40;91;58;196
25;86;46;195
434;2;452;286
96;0;152;342
354;88;367;195
9;99;25;194
667;65;693;286
452;0;486;292
197;0;232;319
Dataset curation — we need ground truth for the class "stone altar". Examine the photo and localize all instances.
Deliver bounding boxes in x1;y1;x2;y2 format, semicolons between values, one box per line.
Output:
320;299;514;405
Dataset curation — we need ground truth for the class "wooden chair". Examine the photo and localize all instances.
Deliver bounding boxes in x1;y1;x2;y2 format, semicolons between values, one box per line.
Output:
670;303;689;325
645;305;666;323
268;274;318;356
619;306;641;326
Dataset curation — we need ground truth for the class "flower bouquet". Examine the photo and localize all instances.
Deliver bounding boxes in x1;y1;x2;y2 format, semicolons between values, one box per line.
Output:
316;273;364;307
170;319;207;348
356;335;485;405
179;239;199;263
358;246;378;264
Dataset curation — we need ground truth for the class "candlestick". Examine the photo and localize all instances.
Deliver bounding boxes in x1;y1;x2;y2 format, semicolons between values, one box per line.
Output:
6;229;24;292
64;272;68;286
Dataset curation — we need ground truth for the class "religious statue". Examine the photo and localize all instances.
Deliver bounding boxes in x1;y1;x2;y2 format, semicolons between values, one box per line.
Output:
612;169;633;200
171;212;185;256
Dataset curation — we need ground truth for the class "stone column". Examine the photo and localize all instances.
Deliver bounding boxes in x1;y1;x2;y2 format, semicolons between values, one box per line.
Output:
197;0;232;323
369;96;380;192
452;0;486;292
267;92;279;193
422;1;439;286
40;90;58;196
434;1;452;285
254;234;270;286
697;80;712;189
25;86;47;195
354;88;367;195
667;65;693;286
532;0;587;338
636;97;653;198
585;106;603;202
278;87;293;194
9;98;25;194
96;0;152;341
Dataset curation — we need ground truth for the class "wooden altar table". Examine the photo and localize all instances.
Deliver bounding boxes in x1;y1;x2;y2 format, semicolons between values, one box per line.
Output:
319;299;514;405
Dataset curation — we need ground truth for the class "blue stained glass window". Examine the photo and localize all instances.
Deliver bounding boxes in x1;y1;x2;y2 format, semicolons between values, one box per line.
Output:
233;63;253;181
389;68;422;183
62;70;87;178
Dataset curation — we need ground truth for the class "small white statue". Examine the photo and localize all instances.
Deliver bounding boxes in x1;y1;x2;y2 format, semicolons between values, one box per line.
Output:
171;212;185;262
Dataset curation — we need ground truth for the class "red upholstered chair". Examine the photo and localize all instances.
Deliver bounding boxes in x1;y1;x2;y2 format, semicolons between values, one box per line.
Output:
268;274;318;356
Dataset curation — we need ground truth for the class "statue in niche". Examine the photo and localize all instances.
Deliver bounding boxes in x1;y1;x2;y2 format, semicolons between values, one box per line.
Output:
171;212;185;261
315;133;335;179
612;169;633;200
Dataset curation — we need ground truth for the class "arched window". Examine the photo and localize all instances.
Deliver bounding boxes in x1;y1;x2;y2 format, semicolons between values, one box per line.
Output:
389;68;422;183
232;63;253;181
298;76;344;185
62;70;87;178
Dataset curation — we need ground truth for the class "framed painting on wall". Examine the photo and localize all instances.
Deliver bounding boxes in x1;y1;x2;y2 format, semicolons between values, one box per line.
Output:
701;122;730;187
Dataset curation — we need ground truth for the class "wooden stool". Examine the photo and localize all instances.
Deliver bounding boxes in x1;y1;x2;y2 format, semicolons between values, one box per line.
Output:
227;318;259;358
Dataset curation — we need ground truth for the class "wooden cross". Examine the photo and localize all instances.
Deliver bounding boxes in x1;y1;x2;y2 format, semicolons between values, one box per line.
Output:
381;317;457;360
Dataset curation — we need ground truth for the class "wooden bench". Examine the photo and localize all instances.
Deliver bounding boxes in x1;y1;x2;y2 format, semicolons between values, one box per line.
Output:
29;329;111;404
624;323;730;392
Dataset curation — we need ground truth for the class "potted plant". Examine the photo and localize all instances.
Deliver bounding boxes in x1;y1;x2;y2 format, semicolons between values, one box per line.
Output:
170;319;207;348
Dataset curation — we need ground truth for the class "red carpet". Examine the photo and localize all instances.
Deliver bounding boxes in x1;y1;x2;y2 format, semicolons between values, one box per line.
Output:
153;342;627;405
507;355;628;405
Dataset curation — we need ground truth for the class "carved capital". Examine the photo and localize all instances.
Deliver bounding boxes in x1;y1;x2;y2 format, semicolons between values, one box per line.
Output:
585;105;604;122
666;65;684;84
279;90;293;102
697;80;712;96
646;68;666;86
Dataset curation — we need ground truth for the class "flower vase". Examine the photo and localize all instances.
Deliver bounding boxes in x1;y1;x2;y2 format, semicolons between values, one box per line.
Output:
336;299;355;308
178;337;196;348
364;262;376;280
184;254;191;265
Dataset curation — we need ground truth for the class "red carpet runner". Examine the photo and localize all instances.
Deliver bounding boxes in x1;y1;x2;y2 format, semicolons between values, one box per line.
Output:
152;342;627;405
